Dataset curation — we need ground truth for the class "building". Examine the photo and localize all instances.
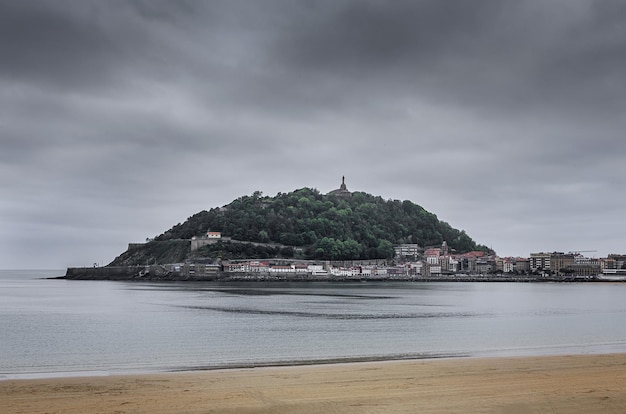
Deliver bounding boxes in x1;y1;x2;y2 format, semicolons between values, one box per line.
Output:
606;254;626;269
446;256;459;273
499;257;530;274
222;262;246;272
549;253;575;276
475;257;495;274
330;267;360;277
565;263;601;277
394;244;420;259
529;252;551;273
191;231;222;251
600;255;626;277
269;265;295;273
248;261;270;273
424;248;440;265
514;258;530;273
529;252;575;276
427;264;442;276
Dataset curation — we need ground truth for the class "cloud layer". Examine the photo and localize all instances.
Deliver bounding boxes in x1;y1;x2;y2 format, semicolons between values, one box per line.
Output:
2;1;625;268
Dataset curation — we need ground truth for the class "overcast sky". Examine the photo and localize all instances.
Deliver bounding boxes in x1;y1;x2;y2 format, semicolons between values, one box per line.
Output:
2;0;625;269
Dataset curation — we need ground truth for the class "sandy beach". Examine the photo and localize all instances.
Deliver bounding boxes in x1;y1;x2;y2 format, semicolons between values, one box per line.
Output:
2;354;626;413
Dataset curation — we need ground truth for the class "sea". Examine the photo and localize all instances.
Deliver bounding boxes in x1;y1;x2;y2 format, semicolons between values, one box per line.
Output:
2;269;626;380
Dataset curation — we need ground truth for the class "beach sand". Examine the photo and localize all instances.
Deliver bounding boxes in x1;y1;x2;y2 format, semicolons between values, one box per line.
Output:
2;354;626;413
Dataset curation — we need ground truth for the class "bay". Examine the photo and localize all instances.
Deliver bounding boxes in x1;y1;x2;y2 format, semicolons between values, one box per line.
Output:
2;269;626;379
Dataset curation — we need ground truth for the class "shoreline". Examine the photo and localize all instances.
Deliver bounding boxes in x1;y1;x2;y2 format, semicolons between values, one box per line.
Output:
6;345;624;381
6;343;626;382
62;266;610;283
3;353;626;413
1;352;468;381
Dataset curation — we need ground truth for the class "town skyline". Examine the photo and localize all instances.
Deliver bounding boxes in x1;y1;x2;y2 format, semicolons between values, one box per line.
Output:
116;229;626;279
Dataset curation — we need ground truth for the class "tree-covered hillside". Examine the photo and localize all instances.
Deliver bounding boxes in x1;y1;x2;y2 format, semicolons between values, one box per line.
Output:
154;188;490;260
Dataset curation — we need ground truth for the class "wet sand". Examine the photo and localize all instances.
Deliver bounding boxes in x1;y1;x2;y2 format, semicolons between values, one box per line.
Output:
2;354;626;413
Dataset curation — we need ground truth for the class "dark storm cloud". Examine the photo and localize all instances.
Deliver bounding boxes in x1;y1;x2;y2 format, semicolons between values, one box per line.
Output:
267;0;626;123
0;1;128;90
0;0;242;99
4;0;626;116
276;0;506;70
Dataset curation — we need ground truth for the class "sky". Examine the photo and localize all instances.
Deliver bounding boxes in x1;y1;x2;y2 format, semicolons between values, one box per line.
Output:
2;0;625;269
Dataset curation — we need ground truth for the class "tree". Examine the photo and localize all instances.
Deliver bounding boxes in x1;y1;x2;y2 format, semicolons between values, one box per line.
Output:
318;237;341;259
258;230;270;243
280;246;294;258
377;240;394;259
149;187;490;261
341;239;362;260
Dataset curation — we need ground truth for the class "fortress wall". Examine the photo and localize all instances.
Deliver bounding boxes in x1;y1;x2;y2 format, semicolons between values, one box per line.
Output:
65;266;144;280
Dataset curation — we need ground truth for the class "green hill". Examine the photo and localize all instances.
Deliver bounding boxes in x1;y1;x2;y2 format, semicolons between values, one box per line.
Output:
109;187;491;265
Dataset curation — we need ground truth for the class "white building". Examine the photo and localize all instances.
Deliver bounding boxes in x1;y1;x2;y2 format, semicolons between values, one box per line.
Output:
330;267;359;277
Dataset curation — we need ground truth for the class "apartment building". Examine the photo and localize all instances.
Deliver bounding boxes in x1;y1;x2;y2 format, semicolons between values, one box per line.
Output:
529;252;575;276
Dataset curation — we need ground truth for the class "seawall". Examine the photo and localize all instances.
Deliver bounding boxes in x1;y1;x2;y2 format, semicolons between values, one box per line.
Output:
65;266;147;280
63;267;604;283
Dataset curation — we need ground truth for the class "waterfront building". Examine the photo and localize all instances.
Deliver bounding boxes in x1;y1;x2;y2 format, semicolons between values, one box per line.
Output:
294;263;309;273
248;261;270;272
607;254;626;269
565;263;601;277
307;264;325;273
514;258;530;273
448;257;459;273
530;252;551;273
600;255;626;277
330;267;359;277
407;262;422;276
475;257;494;274
424;248;440;265
529;252;575;276
499;257;530;274
429;264;442;276
386;266;409;278
222;262;246;272
269;265;294;273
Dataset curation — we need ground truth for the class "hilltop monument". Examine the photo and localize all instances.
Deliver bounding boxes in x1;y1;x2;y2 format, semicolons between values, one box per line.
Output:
328;176;352;198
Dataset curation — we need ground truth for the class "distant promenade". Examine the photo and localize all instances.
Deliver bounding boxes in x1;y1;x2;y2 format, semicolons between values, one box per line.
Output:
63;265;607;283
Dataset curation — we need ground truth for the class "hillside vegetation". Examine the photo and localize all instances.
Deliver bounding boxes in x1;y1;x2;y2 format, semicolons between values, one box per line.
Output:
147;188;489;261
108;239;191;267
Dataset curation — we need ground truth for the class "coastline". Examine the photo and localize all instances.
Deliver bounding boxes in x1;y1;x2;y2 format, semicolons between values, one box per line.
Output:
62;265;609;283
1;352;468;381
3;353;626;413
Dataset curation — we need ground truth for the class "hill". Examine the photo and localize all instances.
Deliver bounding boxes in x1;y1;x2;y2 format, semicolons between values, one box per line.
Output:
109;186;491;266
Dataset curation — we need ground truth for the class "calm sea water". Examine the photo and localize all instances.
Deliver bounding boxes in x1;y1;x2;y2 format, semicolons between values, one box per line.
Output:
2;269;626;379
